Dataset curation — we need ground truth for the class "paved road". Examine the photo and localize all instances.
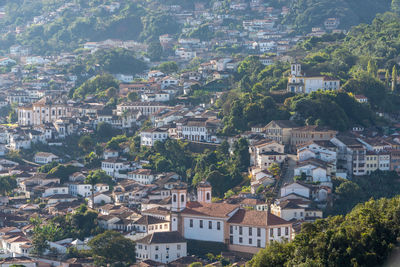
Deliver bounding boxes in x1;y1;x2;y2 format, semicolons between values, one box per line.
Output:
278;154;297;197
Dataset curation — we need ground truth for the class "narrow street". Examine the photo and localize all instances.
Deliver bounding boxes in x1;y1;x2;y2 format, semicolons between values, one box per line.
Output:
277;154;297;197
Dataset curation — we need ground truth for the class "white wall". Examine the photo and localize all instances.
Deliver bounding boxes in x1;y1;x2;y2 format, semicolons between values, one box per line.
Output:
183;217;224;243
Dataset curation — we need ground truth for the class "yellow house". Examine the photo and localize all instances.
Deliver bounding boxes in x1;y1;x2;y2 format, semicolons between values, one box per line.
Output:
366;152;378;174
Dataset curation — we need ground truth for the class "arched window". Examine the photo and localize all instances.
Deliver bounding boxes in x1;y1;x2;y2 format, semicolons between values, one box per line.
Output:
181;194;185;202
206;192;210;201
173;194;177;202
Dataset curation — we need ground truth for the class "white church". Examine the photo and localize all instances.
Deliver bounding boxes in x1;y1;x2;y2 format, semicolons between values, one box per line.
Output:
287;63;340;94
170;181;293;254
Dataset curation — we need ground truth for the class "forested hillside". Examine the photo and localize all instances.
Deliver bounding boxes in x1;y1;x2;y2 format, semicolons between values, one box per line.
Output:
0;0;183;54
216;12;400;134
283;0;392;32
249;196;400;267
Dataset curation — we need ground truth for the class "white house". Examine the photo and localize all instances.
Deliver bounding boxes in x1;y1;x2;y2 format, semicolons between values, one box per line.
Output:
101;159;131;178
256;151;287;168
41;185;69;198
227;209;292;254
87;192;112;207
140;128;169;147
297;140;337;164
280;182;311;199
34;152;60;164
294;161;329;183
127;169;156;185
160;76;179;89
103;149;119;160
136;231;187;264
68;183;92;197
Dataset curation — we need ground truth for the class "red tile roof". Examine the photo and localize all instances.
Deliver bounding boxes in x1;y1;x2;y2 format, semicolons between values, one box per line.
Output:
228;209;291;227
181;202;238;218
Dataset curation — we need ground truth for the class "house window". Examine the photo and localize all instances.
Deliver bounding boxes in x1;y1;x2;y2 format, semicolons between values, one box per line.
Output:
249;227;252;236
209;221;212;229
239;237;243;243
155;254;158;259
278;228;281;236
257;228;261;237
155;246;159;251
217;222;221;230
239;226;242;235
230;235;233;244
285;227;289;235
230;225;233;234
181;194;185;202
177;244;181;250
249;238;252;245
270;228;274;237
190;219;193;228
200;220;203;228
257;240;261;247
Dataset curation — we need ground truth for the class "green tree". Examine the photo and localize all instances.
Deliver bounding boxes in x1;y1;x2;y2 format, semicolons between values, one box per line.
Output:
232;138;250;172
85;172;100;208
106;87;118;99
97;122;114;140
89;231;136;266
367;60;377;77
32;231;49;256
47;165;78;184
392;65;397;91
392;0;400;14
78;135;94;152
72;74;119;99
268;163;281;177
127;91;138;102
0;176;17;195
157;61;178;74
148;42;163;61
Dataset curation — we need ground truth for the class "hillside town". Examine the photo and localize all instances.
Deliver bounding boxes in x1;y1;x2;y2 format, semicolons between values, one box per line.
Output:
0;0;399;266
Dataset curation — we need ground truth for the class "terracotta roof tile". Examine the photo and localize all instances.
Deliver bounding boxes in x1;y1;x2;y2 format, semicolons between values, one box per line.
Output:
181;202;238;218
228;209;291;227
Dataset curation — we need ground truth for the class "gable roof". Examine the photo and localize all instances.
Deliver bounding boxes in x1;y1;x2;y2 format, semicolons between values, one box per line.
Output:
227;209;291;227
181;202;238;219
134;215;168;225
136;231;185;244
266;120;299;129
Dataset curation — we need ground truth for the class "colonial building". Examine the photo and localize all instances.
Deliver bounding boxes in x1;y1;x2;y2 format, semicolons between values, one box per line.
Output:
290;126;337;151
18;96;71;126
176;117;221;143
140;128;169;147
263;120;299;146
287;63;340;94
136;231;187;264
170;183;293;254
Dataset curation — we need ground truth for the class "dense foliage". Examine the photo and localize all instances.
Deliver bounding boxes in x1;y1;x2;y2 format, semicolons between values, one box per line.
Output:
0;175;16;195
327;170;400;215
136;139;249;197
83;48;147;75
249;196;400;267
284;0;392;32
72;74;119;99
88;230;136;266
32;204;101;243
284;91;378;131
